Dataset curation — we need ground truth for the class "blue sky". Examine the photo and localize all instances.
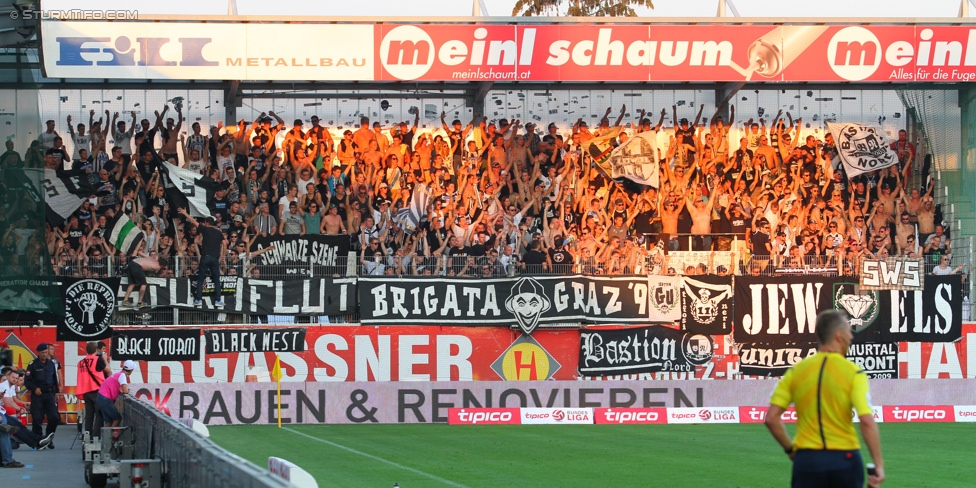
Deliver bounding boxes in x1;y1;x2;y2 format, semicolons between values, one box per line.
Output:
42;0;976;18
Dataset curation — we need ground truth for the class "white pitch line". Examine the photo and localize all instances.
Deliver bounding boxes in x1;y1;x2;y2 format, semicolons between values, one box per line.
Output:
283;427;470;488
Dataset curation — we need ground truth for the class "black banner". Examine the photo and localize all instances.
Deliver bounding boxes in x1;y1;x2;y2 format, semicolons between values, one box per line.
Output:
680;275;733;335
119;277;356;316
57;277;121;341
112;328;201;361
251;234;350;277
880;274;962;343
831;281;884;344
846;343;898;379
578;326;703;376
204;328;306;354
738;343;818;377
734;276;836;344
360;275;678;333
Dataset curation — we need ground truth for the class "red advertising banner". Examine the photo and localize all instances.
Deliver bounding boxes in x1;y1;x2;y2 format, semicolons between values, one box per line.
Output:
899;323;976;379
375;24;976;83
882;405;955;423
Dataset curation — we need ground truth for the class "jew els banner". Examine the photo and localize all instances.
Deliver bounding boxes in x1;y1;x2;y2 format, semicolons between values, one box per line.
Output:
881;274;962;343
251;234;350;277
112;328;201;361
205;328;306;354
734;276;836;344
578;326;707;376
738;343;818;377
57;277;121;341
680;275;733;335
360;275;677;333
120;276;356;316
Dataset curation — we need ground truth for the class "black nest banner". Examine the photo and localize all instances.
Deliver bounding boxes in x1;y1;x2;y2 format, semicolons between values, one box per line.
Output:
733;276;837;345
112;328;201;361
204;328;306;354
880;274;962;343
738;343;818;377
251;234;350;277
680;275;733;335
57;277;121;341
578;326;697;376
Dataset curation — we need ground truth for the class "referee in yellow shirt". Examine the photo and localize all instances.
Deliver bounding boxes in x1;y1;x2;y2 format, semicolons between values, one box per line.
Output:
765;310;885;488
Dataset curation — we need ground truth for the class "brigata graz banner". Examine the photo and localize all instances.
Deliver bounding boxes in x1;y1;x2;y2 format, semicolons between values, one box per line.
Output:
359;275;682;333
121;277;356;316
42;22;976;83
250;234;350;277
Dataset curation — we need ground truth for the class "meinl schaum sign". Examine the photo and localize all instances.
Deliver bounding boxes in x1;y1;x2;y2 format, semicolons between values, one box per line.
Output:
42;22;976;83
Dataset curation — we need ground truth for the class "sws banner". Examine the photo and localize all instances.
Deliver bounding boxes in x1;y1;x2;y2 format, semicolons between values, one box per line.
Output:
360;275;685;333
57;277;121;341
860;257;924;291
120;277;356;316
738;344;818;377
205;328;307;354
734;276;836;344
680;275;733;335
251;234;350;277
112;328;201;361
578;326;714;376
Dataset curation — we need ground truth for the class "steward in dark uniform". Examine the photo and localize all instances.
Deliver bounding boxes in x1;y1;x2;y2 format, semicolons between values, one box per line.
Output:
24;343;60;441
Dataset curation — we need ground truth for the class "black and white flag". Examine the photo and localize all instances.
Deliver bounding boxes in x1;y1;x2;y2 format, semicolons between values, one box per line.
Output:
826;123;899;178
43;168;95;226
158;163;214;218
680;275;733;335
57;277;121;341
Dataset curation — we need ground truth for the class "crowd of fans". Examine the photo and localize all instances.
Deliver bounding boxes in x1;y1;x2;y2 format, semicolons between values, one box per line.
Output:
0;100;965;281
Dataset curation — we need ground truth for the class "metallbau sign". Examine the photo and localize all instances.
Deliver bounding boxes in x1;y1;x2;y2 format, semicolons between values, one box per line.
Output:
38;21;976;82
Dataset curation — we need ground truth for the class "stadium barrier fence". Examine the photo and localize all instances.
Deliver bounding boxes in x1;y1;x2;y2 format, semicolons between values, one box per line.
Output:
121;394;289;488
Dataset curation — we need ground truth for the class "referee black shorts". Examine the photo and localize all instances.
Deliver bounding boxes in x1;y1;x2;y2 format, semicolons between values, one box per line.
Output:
792;450;864;488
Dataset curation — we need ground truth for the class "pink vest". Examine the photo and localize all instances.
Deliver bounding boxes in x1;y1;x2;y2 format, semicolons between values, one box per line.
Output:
98;371;125;401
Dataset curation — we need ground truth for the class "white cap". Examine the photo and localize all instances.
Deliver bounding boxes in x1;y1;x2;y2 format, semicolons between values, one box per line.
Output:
122;360;137;371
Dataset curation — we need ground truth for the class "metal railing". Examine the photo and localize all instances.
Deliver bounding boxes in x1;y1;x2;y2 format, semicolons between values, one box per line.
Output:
122;394;289;488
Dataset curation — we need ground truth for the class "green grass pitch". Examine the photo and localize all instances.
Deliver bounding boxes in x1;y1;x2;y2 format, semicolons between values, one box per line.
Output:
210;423;976;487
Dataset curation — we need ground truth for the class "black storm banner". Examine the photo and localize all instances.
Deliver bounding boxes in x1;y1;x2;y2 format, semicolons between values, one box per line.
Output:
120;277;357;316
880;274;962;343
680;275;733;335
112;328;201;361
734;276;836;344
205;328;306;354
359;275;679;333
57;277;121;341
578;326;706;376
738;343;818;377
251;234;350;277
